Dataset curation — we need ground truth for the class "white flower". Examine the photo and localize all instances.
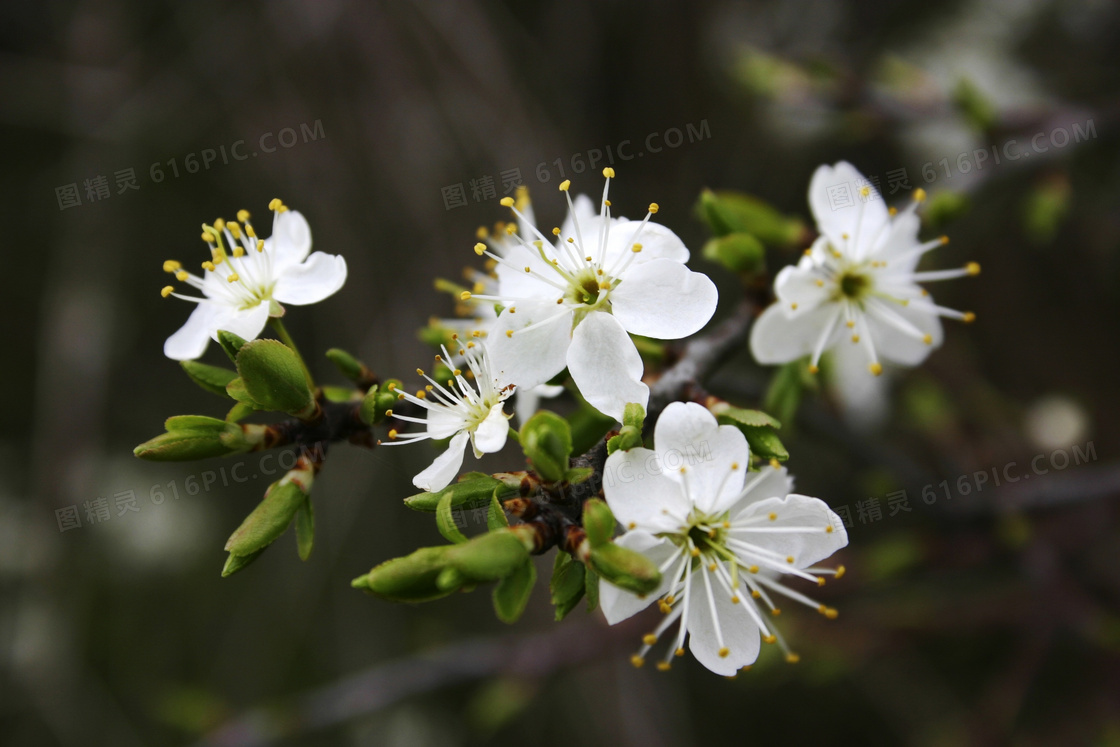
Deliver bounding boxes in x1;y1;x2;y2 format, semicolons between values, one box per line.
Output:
161;199;347;360
599;402;847;676
381;341;514;492
750;161;979;378
437;188;564;425
475;169;718;421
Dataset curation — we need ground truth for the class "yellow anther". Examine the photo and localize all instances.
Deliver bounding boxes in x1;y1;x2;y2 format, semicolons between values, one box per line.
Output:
246;225;256;238
387;429;399;439
237;209;250;223
160;285;174;298
923;334;933;345
630;655;645;668
752;589;761;599
769;458;780;469
201;232;212;242
869;362;883;376
163;260;182;273
602;167;615;178
675;647;685;657
415;390;427;399
749;565;759;574
256;240;264;252
233;246;245;258
604;199;611;206
762;634;776;644
679;467;687;474
415;368;425;376
708;562;717;572
648;202;659;214
175;270;188;281
558;180;571;192
913;188;927;202
815;279;824;287
627;522;636;529
768;512;777;521
786;653;801;664
962;311;976;323
227;273;240;283
888;206;898;216
835;565;846;579
966;261;981;276
825;525;834;534
474;242;487;256
505;330;514;338
730;463;740;471
460;291;472;301
859;186;870;198
846;320;855;328
228;222;241;239
851;334;860;343
731;595;740;604
201;261;216;272
690;547;700;557
268;198;283;211
786;555;795;564
387;382;397;391
718;647;730;658
939;235;950;245
791;303;798;310
213;218;226;232
642;634;658;646
656;661;671;672
808;364;820;374
771;608;781;616
384;409;393;417
631;243;642;253
552;227;561;235
566;237;575;243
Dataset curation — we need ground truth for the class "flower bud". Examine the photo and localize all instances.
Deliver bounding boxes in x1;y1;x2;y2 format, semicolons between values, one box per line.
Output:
134;416;255;462
582;498;616;548
325;347;369;384
607;402;646;454
445;529;532;582
519;411;572;484
235;339;317;418
588;542;661;595
352;546;455;603
702;232;765;275
696;188;804;246
359;380;402;425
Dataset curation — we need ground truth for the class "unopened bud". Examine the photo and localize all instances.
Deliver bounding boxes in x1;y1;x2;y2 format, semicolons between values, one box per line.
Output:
589;542;661;595
519;411;572;483
236;339;317;418
582;499;617;548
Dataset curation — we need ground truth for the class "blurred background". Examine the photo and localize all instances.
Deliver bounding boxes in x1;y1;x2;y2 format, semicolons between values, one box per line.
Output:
3;0;1120;745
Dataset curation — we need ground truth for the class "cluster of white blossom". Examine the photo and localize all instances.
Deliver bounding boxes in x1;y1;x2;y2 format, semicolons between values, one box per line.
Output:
157;162;975;674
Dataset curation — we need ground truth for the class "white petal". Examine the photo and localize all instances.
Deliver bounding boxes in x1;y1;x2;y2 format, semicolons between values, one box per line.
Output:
598;531;678;625
471;402;510;454
609;260;718;339
826;341;891;430
567;311;648;421
870;210;923;272
209;301;271;344
749;302;837;365
494;243;563;300
266;209;313;269
732;493;848;569
164;302;222;360
686;571;761;675
864;300;943;366
728;464;795;514
602;447;691;533
652;402;749;515
426;407;468;441
272;252;348;305
773;263;830;317
603;219;690;267
485;301;572;390
412;431;470;492
808;162;890;259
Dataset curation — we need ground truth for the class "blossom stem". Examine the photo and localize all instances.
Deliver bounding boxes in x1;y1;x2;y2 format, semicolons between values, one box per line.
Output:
269;317;315;389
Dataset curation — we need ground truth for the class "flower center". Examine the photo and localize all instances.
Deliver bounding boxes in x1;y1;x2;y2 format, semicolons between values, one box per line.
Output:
837;269;870;300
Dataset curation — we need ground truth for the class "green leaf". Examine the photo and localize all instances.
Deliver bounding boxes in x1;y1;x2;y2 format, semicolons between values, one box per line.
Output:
321;385;355;403
225;377;263;410
224;481;307;558
217;330;249;364
764;360;806;428
589;542;660;595
709;402;781;429
436;489;468;544
584;566;599;612
221;549;265;577
295;498;314;561
550;552;586;621
486;492;509;531
133;430;233;462
740;426;789;461
164;414;228;432
225;401;255;422
180;360;238;398
236;339;316;417
492;558;536;624
519;411;572;483
404;473;508;512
